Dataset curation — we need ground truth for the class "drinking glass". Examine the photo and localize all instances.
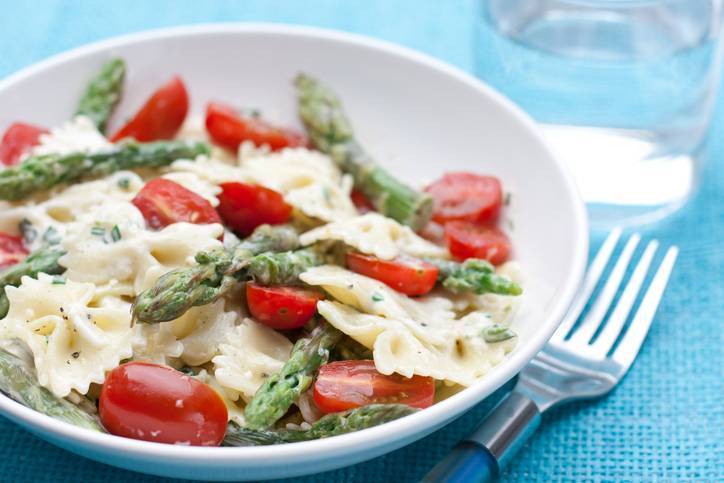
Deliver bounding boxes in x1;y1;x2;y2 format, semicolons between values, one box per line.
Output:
476;0;724;228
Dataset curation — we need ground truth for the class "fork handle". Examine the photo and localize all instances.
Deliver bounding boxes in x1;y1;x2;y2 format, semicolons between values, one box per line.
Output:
423;391;541;482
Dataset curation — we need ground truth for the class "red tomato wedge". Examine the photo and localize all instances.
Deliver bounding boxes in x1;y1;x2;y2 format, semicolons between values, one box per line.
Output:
246;283;324;330
132;178;221;229
0;233;29;269
313;360;435;414
217;182;292;236
205;102;308;152
445;221;511;265
350;189;375;214
425;173;503;225
110;76;189;142
346;252;439;296
0;122;48;166
99;362;228;446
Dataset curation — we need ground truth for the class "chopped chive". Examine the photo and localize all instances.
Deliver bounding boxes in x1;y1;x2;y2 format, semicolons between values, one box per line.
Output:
482;324;516;343
117;177;131;190
19;218;37;244
110;225;121;242
239;107;261;118
371;292;384;302
504;192;512;206
51;276;66;285
90;226;106;237
42;226;61;245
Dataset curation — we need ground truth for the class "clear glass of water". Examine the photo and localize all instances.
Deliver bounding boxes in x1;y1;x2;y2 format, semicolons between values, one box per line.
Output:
476;0;724;228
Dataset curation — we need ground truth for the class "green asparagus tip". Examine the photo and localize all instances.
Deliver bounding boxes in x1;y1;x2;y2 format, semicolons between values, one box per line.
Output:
243;323;343;430
74;58;126;133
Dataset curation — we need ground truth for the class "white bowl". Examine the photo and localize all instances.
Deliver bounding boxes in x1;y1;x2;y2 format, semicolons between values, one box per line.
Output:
0;24;587;480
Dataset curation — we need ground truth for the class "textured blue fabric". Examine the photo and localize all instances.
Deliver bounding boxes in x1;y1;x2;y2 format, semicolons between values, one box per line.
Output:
0;1;722;481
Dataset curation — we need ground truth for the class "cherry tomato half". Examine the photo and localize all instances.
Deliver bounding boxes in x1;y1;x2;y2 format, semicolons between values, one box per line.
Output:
350;189;375;214
246;282;324;330
110;76;189;142
425;173;503;225
99;362;228;446
0;122;48;166
0;233;29;269
217;182;292;236
205;102;308;152
445;221;511;265
313;360;435;414
132;178;221;229
346;252;439;296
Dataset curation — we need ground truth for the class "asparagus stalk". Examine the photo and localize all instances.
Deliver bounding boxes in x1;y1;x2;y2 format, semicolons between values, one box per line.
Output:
295;74;433;231
243;323;343;430
426;258;522;296
74;58;126;133
0;348;103;431
224;404;416;446
132;225;302;323
246;248;323;286
0;247;66;318
0;140;210;201
333;334;373;361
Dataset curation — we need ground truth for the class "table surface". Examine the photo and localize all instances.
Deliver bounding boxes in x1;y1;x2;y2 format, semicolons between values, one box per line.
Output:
0;1;722;481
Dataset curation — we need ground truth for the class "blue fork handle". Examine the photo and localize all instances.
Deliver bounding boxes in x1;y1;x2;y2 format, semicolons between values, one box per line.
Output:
423;391;541;482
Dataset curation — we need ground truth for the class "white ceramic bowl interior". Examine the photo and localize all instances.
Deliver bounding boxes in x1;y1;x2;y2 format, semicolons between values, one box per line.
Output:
0;24;587;480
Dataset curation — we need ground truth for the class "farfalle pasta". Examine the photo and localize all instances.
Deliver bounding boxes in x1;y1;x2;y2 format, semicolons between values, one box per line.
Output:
0;274;132;397
0;65;522;447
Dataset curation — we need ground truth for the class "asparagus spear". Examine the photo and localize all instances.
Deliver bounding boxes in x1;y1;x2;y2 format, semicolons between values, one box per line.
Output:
0;348;103;431
0;247;66;318
0;140;210;201
223;404;417;446
74;58;126;133
426;258;522;296
295;74;433;231
243;323;343;430
132;225;302;323
332;334;373;361
246;248;323;286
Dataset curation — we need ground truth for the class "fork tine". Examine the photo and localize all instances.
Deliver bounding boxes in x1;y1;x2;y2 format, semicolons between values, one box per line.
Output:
550;227;623;341
588;240;658;358
611;246;678;371
568;233;641;346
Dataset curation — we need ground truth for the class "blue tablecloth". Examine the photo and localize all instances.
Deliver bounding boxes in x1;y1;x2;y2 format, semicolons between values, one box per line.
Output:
0;1;721;481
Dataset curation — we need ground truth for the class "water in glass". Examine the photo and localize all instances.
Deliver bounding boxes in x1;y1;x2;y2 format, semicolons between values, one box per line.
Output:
477;0;723;228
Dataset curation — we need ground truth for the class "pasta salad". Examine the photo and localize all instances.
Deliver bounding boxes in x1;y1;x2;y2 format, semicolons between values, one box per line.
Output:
0;59;522;446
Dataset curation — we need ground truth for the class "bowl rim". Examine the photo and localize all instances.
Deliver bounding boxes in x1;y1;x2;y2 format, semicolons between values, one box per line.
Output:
0;23;588;464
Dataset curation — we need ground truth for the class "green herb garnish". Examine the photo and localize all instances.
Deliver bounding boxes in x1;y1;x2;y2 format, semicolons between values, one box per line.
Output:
110;225;121;242
42;226;61;245
117;177;131;190
482;324;516;343
19;219;37;245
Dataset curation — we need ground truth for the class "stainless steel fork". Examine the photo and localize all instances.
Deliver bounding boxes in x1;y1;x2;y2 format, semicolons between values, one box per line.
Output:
424;229;678;483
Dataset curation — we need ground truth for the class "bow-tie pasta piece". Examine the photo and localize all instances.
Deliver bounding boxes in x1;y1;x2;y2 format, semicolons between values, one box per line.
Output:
300;213;448;260
0;274;132;397
300;266;516;386
213;318;293;402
